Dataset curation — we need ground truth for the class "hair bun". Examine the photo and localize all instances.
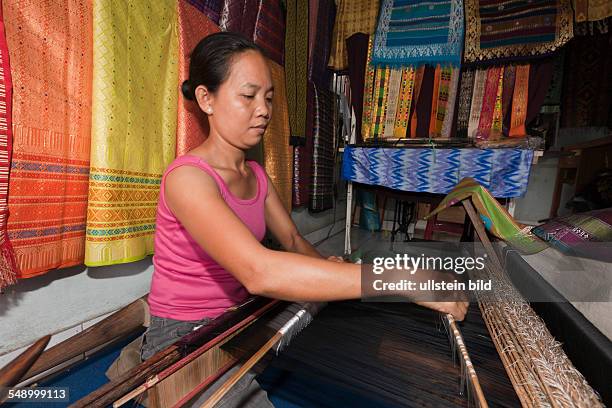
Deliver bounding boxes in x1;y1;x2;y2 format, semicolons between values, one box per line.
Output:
181;80;194;100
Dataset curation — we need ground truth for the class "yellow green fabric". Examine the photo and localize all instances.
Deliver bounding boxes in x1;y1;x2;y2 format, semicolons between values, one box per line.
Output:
427;178;547;254
85;0;179;266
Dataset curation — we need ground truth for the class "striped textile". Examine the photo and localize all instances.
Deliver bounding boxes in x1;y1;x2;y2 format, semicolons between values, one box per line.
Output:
372;66;391;139
176;0;220;157
310;83;335;212
467;69;487;138
490;67;505;139
4;0;92;278
342;147;534;198
456;69;475;138
372;0;464;67
253;0;285;66
394;67;416;138
186;0;223;24
86;0;178;266
431;66;453;138
0;3;18;288
440;67;460;138
219;0;259;38
464;0;574;63
264;60;293;212
509;64;530;137
328;0;380;70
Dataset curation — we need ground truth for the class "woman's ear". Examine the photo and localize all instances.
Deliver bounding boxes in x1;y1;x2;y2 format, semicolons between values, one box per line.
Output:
195;85;214;115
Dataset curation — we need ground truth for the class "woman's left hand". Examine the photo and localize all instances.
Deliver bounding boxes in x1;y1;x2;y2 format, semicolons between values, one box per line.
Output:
327;255;345;263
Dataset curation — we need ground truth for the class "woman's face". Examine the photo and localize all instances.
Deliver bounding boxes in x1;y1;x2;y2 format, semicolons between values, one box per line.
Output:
197;50;274;150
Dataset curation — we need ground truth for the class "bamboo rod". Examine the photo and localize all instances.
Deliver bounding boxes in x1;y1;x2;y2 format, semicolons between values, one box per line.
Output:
0;335;50;389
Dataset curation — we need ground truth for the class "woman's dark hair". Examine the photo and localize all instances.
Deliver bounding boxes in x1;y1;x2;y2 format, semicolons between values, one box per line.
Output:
181;32;264;101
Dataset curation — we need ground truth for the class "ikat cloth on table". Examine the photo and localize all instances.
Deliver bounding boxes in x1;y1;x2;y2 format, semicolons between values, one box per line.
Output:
4;0;92;278
86;0;178;267
427;178;547;254
264;60;293;212
176;0;220;157
0;2;18;288
371;0;464;67
186;0;223;24
342;147;534;198
464;0;573;63
328;0;379;70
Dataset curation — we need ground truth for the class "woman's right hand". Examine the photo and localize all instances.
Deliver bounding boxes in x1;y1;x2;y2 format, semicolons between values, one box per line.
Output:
415;301;469;321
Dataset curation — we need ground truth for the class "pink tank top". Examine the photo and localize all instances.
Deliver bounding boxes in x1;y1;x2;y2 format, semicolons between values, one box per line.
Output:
149;155;268;321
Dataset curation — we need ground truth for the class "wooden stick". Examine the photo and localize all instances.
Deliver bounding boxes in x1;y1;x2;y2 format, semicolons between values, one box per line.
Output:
0;335;50;387
24;296;148;381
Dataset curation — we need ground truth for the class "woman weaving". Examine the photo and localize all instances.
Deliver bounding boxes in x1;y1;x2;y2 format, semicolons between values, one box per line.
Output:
143;32;468;406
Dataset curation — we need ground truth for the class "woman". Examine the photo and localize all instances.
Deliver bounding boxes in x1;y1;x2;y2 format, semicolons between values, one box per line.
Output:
142;32;468;406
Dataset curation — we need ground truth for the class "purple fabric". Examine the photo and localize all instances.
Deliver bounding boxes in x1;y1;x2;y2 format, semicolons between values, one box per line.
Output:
533;208;612;262
187;0;223;24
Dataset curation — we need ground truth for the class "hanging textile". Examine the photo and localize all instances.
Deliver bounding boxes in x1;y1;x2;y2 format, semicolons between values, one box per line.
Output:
573;0;612;25
543;52;564;106
414;66;435;139
490;68;505;140
219;0;259;38
372;0;464;67
456;69;475;138
408;66;426;138
86;1;178;266
464;0;574;64
328;0;380;71
342;147;535;198
476;66;503;140
285;0;308;144
346;33;370;143
371;66;390;139
382;68;403;139
440;68;460;138
309;0;336;86
4;0;92;278
525;58;553;126
253;0;285;66
561;31;612;128
430;66;453;138
467;69;487;138
394;67;416;139
509;65;530;137
501;65;516;136
186;0;223;24
310;83;335;212
0;3;17;289
263;60;293;212
361;37;376;140
176;1;220;157
428;66;442;137
427;178;547;254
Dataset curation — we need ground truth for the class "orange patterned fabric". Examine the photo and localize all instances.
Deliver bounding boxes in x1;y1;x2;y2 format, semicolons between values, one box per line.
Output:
4;0;92;278
176;0;219;157
510;64;530;138
429;65;441;137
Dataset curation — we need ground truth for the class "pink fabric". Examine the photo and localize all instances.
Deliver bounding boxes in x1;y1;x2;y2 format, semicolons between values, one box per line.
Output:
149;155;268;320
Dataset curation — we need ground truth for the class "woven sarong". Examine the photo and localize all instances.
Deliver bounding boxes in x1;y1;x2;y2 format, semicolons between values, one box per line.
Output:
394;67;416;139
5;0;92;278
310;83;335;212
361;37;376;140
0;3;17;288
253;0;285;66
456;69;475;138
372;0;464;67
285;0;308;144
490;68;505;140
382;68;403;139
86;1;178;266
409;66;425;138
441;67;460;138
309;0;336;86
342;147;535;198
476;66;502;140
186;0;223;24
428;66;441;137
509;64;529;137
573;0;612;23
427;178;547;254
177;1;219;157
219;0;259;38
431;66;453;138
501;65;516;136
264;60;293;212
464;0;574;63
467;69;487;138
346;33;370;142
372;66;391;139
328;0;379;70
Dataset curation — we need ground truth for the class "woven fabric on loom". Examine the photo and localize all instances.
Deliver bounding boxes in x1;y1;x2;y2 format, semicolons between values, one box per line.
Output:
341;146;534;198
264;60;292;212
253;0;285;66
177;0;220;157
464;0;574;63
285;0;308;142
86;0;178;267
372;0;464;67
310;83;335;212
186;0;223;24
328;0;380;71
4;0;92;278
0;5;17;288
